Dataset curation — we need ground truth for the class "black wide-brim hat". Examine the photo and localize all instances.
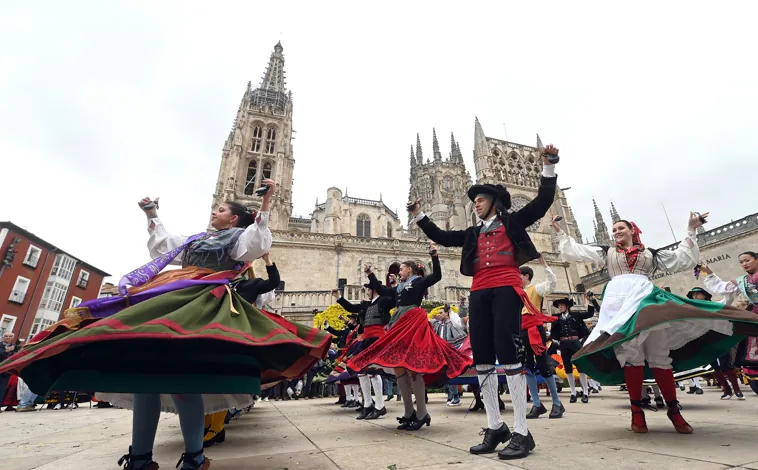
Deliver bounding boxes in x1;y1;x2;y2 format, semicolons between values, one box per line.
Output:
686;287;712;301
467;184;511;210
552;297;575;309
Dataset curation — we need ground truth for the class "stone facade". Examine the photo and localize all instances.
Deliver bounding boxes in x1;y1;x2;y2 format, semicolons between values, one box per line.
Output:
581;213;758;301
211;42;594;322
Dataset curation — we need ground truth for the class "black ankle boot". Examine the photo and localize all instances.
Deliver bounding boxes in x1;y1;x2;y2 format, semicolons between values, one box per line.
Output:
406;413;431;430
118;446;159;470
397;411;417;430
470;424;512;454
498;431;535;460
357;405;375;420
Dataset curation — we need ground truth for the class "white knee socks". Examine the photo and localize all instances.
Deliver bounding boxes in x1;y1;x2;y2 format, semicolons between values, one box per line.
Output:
477;364;503;430
370;375;385;410
358;375;374;408
504;365;528;436
567;373;577;395
579;373;589;396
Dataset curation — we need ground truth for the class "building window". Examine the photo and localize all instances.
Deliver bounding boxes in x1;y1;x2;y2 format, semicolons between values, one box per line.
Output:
23;245;42;268
40;280;68;313
387;222;393;238
28;318;54;340
0;314;17;335
262;162;272;180
51;255;76;281
76;270;90;289
251;126;263;152
244;160;258;195
8;276;30;304
70;296;82;308
265;127;276;154
356;214;371;238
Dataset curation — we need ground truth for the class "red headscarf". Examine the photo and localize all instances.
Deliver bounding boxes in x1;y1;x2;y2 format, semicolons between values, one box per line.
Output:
616;221;645;272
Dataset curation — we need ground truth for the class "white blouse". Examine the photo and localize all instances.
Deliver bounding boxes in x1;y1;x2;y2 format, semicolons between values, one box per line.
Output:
147;212;273;265
557;229;699;277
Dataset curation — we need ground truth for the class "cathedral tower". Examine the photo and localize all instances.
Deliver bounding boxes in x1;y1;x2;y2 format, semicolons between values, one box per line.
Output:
211;41;294;230
408;129;471;231
593;199;612;245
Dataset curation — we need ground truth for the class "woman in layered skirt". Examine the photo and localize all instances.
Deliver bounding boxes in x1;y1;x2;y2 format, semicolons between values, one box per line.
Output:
347;244;472;431
0;182;331;470
556;212;758;435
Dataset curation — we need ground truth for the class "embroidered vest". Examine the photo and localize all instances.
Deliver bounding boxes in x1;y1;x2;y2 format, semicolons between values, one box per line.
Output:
736;276;758;304
473;222;516;273
364;302;384;327
606;249;656;278
181;228;245;272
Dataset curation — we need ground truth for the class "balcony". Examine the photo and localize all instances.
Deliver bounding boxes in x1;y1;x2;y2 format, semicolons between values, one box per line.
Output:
77;278;89;289
8;290;26;304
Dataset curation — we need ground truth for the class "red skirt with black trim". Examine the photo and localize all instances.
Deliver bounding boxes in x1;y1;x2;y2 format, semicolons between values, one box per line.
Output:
346;308;472;385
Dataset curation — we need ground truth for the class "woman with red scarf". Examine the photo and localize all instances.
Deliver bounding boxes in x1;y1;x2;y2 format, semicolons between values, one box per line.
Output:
556;214;758;435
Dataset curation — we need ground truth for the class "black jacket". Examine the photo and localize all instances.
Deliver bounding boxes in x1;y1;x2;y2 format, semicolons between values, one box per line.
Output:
551;308;593;342
235;263;280;305
336;296;394;333
326;323;358;348
368;255;442;308
416;175;557;276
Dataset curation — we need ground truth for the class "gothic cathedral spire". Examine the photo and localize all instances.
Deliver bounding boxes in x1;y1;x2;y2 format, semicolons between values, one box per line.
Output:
593;199;612;245
610;202;621;223
432;128;442;162
416;133;424;165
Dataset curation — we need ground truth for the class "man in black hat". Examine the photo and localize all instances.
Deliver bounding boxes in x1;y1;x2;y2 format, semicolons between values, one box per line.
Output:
686;287;712;302
407;144;559;460
331;282;394;420
551;296;593;403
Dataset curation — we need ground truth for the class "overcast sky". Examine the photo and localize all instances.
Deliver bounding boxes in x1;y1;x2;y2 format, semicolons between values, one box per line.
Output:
1;1;756;281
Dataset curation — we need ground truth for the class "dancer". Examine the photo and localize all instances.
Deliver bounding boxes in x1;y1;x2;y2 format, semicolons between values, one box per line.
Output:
0;182;331;470
519;259;564;419
330;281;394;420
347;244;471;432
550;296;592;404
408;144;559;459
557;213;758;435
701;259;758;399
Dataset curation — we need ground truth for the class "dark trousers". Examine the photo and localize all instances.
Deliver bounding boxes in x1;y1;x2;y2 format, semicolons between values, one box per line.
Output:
303;370;317;397
560;340;583;373
521;326;552;377
469;286;524;365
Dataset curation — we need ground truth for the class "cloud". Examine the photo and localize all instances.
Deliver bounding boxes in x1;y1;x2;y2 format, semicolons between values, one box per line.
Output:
1;0;756;281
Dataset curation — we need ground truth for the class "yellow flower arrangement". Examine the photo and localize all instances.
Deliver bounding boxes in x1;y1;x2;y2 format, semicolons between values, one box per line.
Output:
312;303;350;330
428;305;458;320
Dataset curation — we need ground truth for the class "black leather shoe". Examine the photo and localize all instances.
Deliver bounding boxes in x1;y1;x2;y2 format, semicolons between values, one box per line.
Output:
549;403;565;419
569;394;577;403
406;413;431;430
581;394;589;404
469;424;512;454
686;387;696;394
366;406;387;420
356;405;375;420
498;431;535;460
526;403;547;419
386;395;394;402
397;412;417;430
340;400;352;408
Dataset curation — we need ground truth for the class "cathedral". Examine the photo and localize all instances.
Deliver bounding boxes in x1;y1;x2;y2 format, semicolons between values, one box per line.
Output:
211;42;595;321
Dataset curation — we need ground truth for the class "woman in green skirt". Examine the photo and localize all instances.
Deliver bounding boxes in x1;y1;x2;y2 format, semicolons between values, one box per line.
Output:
555;212;758;435
0;180;331;470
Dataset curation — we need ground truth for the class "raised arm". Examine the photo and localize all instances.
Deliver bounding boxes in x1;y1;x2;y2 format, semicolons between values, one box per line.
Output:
419;248;442;289
653;213;706;273
414;214;466;247
556;230;606;266
511;156;558;228
336;296;362;314
533;257;557;297
256;253;281;294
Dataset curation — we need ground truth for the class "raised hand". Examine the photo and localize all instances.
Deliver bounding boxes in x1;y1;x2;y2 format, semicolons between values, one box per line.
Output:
541;144;559;165
331;289;340;298
262;252;272;265
406;198;422;216
429;242;439;256
138;197;159;218
363;264;372;274
551;215;562;233
688;211;709;231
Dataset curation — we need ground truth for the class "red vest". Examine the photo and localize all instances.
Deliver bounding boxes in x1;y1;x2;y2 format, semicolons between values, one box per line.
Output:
471;223;519;291
473;224;517;272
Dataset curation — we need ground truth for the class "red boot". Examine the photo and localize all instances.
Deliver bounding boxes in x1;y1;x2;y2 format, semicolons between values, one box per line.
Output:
624;366;647;433
666;400;693;434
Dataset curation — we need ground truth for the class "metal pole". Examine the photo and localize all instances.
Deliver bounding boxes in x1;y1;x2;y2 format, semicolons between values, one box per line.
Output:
661;203;678;244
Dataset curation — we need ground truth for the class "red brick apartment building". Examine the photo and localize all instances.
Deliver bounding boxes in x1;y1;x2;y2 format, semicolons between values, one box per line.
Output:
0;222;110;340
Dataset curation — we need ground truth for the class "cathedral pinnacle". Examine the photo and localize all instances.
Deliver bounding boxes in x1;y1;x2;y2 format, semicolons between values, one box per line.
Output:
536;133;544;150
474;117;488;160
410;145;416;167
593;198;612;245
432;128;442;162
260;42;287;92
610;202;621;223
568;206;583;243
416;133;424;165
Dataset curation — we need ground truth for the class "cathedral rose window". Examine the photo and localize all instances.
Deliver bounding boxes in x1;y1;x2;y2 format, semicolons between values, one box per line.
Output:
510;196;542;232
